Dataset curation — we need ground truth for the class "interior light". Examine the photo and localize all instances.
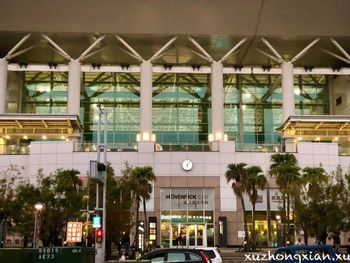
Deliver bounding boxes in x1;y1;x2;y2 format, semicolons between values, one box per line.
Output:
215;132;222;140
295;89;301;95
208;134;213;142
315;137;320;141
151;134;156;141
136;134;140;142
61;135;66;140
298;137;302;141
224;134;228;141
143;133;150;141
42;135;47;140
23;135;28;140
5;135;11;140
242;105;246;110
334;137;338;141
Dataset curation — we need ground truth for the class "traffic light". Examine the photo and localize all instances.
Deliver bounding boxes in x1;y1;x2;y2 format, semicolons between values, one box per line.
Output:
95;228;103;243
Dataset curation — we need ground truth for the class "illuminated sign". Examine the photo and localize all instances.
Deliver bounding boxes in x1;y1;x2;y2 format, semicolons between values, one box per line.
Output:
66;222;82;243
92;216;101;228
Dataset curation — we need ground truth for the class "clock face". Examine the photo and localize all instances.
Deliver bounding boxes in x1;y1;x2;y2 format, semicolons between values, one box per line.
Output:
182;159;193;171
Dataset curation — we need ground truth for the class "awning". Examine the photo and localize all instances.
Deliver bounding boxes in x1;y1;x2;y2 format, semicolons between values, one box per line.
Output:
277;115;350;141
0;114;82;140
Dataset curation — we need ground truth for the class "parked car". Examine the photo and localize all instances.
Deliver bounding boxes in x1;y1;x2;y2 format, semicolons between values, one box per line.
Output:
140;248;211;263
269;245;338;263
195;247;222;263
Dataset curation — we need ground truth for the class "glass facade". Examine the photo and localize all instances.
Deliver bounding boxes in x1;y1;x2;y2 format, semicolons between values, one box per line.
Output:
81;72;140;146
153;73;211;145
17;71;329;148
22;71;68;114
224;74;329;145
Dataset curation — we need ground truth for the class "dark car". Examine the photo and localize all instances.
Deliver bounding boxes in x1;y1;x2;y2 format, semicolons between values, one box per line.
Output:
140;248;211;263
270;245;338;263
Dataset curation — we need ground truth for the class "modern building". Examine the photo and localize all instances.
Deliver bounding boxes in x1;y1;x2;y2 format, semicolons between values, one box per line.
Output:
0;0;350;248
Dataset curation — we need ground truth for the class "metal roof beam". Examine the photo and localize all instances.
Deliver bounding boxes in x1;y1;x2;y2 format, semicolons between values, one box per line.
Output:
330;38;350;61
290;38;320;63
150;36;177;62
115;35;143;62
42;34;71;60
188;36;213;63
5;33;31;59
78;35;105;61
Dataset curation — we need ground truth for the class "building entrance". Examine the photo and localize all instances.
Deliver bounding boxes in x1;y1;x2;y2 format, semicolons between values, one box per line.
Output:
171;223;206;247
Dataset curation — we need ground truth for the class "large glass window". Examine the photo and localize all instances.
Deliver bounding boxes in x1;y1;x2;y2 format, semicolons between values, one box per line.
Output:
294;75;329;115
224;74;329;145
153;73;210;144
224;74;282;145
81;72;140;145
22;71;68;114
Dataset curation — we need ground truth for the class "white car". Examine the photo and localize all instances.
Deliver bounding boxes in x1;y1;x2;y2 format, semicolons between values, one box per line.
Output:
195;247;223;263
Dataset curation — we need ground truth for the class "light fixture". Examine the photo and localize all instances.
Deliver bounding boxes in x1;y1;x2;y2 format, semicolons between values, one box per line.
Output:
5;135;11;140
42;135;47;140
23;135;28;140
35;203;43;211
61;135;66;140
315;137;320;141
295;89;301;95
334;137;338;141
242;105;246;110
208;134;213;142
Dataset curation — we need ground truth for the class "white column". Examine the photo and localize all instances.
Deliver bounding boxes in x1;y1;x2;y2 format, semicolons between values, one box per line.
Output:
68;60;81;116
281;62;295;121
140;60;153;141
211;61;225;141
0;59;8;113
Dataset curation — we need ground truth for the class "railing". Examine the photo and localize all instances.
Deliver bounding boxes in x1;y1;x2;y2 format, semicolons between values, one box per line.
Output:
74;142;138;152
0;144;30;155
235;143;282;152
155;143;212;152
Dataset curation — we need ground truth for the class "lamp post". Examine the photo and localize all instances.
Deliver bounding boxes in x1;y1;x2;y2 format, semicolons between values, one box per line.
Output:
33;203;43;248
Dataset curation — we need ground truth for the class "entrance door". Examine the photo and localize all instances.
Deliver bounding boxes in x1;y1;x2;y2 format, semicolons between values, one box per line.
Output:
171;224;207;247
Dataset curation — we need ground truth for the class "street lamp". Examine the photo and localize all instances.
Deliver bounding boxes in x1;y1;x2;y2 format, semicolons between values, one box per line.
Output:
34;203;43;248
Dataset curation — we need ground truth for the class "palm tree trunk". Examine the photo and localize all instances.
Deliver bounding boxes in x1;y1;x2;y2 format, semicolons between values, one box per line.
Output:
282;192;286;246
134;200;140;248
240;195;249;245
252;203;256;251
286;193;290;243
143;198;147;251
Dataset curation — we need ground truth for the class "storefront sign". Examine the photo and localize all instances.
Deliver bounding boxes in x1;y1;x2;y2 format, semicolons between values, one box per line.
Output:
160;188;214;210
243;189;283;211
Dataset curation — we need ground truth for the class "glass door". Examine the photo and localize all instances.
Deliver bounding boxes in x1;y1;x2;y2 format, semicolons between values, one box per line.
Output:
171;224;207;247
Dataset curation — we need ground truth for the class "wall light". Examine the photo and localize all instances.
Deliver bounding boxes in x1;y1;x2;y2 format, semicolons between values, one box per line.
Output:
42;135;47;140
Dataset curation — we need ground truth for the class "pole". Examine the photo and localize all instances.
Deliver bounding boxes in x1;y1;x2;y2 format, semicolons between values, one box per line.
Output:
33;211;38;248
0;59;8;114
102;109;107;261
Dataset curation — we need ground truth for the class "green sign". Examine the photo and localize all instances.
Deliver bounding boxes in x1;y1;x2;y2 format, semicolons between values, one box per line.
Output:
92;216;101;228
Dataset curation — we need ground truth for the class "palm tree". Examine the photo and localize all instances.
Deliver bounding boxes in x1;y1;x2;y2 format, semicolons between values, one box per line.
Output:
269;153;300;245
225;163;249;245
245;165;267;251
131;166;156;250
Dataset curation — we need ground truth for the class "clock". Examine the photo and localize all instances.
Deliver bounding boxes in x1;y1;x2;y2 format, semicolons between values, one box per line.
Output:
182;159;193;171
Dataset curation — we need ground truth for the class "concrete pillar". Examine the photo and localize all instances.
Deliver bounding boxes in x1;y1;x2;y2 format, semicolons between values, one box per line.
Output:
140;60;153;141
68;60;81;116
0;59;8;113
284;137;297;153
211;61;225;140
281;62;295;121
